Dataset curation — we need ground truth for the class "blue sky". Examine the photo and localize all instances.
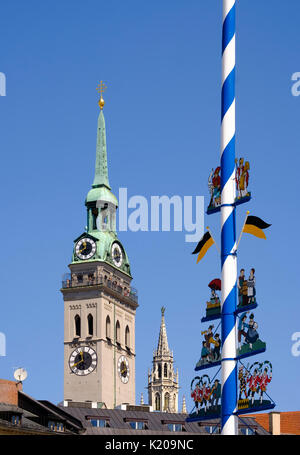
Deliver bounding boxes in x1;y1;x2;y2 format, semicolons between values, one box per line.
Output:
0;0;299;412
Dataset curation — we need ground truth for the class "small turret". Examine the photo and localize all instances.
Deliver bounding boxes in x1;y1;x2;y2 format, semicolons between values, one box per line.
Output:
181;396;187;414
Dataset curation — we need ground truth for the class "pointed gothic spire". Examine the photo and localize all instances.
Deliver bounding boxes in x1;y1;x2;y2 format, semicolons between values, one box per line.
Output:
157;307;170;355
140;393;144;405
92;108;111;190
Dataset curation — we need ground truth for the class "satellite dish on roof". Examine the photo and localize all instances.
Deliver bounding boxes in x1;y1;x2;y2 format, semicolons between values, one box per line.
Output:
14;368;28;382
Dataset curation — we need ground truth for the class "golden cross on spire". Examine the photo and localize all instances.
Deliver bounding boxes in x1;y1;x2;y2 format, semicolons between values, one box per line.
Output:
96;80;107;110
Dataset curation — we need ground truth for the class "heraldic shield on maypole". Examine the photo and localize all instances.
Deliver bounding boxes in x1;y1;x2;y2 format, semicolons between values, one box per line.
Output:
186;1;275;434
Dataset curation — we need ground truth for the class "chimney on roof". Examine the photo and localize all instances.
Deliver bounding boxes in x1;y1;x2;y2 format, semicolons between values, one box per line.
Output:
269;412;281;435
0;379;23;406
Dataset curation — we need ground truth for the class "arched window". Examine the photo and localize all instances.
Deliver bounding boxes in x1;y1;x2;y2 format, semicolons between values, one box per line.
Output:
106;315;111;339
116;320;120;343
155;393;161;411
88;314;93;336
173;394;177;411
125;325;130;347
75;315;81;337
158;364;162;379
164;393;170;411
92;208;98;230
164;363;168;378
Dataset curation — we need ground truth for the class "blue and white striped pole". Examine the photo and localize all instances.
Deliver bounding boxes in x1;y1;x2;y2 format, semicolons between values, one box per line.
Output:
220;0;238;435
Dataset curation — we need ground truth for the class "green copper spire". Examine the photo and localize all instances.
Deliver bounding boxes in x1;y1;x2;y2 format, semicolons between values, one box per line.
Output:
86;84;118;207
92;109;111;189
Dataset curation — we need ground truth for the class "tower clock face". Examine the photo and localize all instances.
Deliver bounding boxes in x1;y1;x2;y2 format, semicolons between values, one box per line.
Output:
118;355;130;384
111;242;123;267
75;238;96;260
69;346;97;375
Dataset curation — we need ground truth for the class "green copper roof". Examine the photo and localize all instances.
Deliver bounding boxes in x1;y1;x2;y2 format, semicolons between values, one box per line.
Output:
71;230;131;276
86;186;118;206
93;110;110;189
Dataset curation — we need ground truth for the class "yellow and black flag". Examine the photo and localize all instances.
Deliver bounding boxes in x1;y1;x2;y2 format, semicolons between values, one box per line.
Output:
192;231;215;263
243;215;271;240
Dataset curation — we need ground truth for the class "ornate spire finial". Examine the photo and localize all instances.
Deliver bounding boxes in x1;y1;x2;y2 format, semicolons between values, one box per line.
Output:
157;307;169;354
96;80;107;110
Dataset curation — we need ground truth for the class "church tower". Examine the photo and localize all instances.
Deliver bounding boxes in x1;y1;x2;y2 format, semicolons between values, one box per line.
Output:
147;308;179;412
61;84;138;409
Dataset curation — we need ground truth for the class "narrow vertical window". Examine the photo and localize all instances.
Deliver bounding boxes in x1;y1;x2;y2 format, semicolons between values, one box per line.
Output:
125;325;130;347
92;208;98;230
158;364;162;378
116;320;120;343
155;393;161;411
164;393;170;411
164;363;168;378
88;314;93;336
106;315;111;339
75;315;81;337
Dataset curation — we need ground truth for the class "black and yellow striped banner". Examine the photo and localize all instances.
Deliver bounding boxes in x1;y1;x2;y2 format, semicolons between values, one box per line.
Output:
192;231;215;263
243;215;271;240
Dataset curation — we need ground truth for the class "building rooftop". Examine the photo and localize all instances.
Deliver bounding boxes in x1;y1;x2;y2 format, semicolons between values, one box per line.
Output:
59;405;270;435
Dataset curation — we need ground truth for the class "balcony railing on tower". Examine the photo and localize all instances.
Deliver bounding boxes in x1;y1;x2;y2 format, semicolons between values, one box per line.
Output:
61;273;138;304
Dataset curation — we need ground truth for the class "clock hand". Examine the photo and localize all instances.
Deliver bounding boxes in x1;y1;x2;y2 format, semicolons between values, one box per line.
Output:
72;351;84;368
72;358;84;368
79;242;87;253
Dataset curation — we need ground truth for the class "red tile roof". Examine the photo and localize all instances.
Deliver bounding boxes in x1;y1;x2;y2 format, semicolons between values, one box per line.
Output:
248;412;300;435
280;412;300;435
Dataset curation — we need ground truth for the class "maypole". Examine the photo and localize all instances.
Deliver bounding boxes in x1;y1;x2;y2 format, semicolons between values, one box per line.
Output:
187;0;275;436
220;0;237;435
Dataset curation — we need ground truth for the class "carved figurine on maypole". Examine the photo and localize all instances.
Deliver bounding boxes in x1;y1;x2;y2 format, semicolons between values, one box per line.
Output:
202;279;221;320
235;158;251;201
237;312;266;358
190;374;221;420
208;167;221;212
237;268;257;309
237;361;274;413
195;325;221;370
207;158;252;214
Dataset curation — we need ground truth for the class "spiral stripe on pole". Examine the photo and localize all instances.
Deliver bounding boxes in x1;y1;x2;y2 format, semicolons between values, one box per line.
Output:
220;0;238;435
